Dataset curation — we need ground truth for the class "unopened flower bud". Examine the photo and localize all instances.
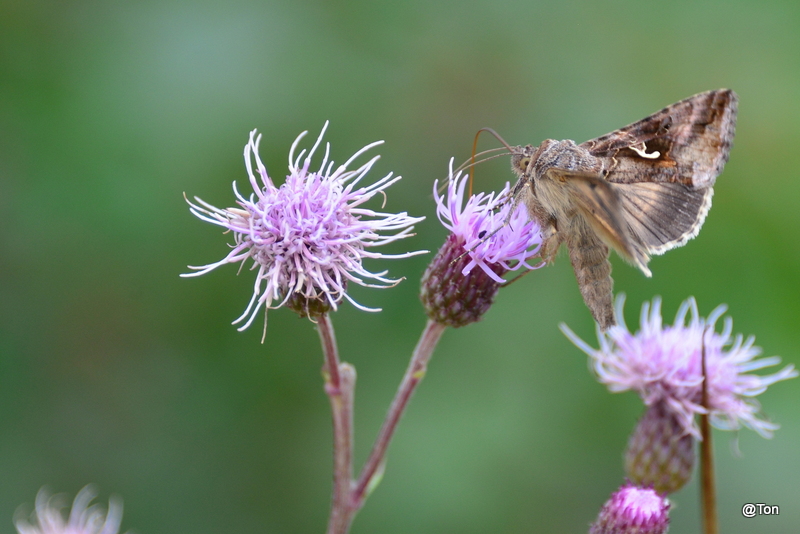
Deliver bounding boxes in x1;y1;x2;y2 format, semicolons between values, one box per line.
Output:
625;402;695;494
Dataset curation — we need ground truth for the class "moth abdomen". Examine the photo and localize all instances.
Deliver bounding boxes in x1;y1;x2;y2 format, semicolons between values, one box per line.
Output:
566;217;615;329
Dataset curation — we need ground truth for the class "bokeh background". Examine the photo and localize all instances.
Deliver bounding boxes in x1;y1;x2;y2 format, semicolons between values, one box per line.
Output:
1;1;798;532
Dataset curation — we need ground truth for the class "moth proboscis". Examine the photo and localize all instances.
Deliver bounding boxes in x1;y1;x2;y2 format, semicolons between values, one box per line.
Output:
505;89;738;329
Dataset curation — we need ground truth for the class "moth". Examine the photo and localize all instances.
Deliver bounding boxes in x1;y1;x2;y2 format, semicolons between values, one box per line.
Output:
507;89;738;329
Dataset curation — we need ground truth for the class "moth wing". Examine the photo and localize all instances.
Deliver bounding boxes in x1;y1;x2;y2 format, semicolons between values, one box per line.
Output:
580;89;738;189
613;181;714;255
554;170;652;277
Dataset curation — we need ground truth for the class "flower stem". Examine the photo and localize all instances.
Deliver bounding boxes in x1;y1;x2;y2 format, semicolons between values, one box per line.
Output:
699;326;718;534
352;319;447;508
319;313;342;392
319;316;447;533
318;314;356;534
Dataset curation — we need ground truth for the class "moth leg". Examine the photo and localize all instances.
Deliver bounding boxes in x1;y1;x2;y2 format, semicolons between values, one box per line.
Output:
565;216;615;330
518;181;561;264
539;218;561;265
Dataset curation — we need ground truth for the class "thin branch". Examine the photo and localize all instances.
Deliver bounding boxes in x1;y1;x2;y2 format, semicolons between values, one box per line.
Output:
318;315;356;534
352;319;447;508
699;325;718;534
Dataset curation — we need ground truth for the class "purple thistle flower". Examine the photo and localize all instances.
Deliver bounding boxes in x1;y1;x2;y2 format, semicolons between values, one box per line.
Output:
433;160;542;283
562;295;798;439
183;123;425;338
420;161;542;327
15;487;124;534
589;482;670;534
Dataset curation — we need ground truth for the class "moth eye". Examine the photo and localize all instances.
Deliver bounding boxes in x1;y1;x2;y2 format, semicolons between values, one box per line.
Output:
518;157;531;171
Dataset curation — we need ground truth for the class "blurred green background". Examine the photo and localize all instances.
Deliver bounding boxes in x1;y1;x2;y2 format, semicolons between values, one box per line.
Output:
1;0;798;532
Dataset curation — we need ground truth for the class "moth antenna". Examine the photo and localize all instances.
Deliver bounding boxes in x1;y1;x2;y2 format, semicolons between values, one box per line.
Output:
436;128;517;197
473;127;516;151
453;149;510;173
468;127;517;196
435;149;511;197
445;127;525;266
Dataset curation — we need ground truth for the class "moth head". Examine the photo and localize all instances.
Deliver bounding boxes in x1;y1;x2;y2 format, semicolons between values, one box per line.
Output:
510;144;536;178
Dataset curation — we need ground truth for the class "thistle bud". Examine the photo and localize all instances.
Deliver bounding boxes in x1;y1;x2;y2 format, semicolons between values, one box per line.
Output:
624;402;695;494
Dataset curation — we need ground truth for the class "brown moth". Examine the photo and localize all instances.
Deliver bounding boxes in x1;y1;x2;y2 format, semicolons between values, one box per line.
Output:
507;89;738;329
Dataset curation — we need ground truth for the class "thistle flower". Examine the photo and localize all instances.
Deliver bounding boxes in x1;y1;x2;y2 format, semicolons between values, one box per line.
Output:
420;160;542;327
15;487;123;534
183;123;425;338
562;295;798;439
589;483;670;534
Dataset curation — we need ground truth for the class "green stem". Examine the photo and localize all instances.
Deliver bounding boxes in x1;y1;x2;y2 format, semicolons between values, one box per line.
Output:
352;319;447;508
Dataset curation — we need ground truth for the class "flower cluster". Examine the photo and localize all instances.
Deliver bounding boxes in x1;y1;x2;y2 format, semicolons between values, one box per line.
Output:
179;122;796;533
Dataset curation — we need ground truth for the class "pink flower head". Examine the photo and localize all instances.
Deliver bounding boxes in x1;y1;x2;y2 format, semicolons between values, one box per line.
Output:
562;295;797;439
432;159;543;284
183;122;425;338
590;482;670;534
420;161;543;327
15;487;123;534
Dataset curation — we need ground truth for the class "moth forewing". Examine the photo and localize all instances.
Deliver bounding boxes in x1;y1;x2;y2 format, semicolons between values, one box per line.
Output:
556;170;652;277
